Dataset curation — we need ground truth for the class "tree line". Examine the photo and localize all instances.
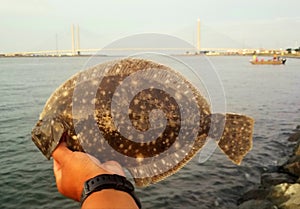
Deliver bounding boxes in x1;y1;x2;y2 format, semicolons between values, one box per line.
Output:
286;47;300;53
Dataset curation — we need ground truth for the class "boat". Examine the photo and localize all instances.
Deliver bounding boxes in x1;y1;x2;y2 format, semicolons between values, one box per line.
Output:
250;58;287;65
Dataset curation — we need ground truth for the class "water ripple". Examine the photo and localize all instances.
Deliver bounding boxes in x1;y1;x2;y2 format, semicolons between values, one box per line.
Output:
1;56;300;208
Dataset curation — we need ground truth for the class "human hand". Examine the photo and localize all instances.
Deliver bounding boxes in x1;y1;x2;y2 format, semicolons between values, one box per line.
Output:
52;143;125;202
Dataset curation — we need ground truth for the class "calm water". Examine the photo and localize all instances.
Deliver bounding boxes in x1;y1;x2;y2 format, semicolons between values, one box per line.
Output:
0;56;299;209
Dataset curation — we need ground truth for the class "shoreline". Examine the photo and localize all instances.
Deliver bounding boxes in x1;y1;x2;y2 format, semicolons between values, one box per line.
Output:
0;54;299;58
237;126;300;209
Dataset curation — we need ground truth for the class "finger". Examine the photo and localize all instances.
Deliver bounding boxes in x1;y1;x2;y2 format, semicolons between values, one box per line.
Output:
52;142;72;164
53;159;61;179
53;159;63;193
53;158;61;173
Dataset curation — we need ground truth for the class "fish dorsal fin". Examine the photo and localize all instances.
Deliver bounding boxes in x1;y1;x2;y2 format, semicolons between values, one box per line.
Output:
213;113;254;165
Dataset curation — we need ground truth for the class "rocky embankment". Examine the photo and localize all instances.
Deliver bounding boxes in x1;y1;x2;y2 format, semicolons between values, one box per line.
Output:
237;126;300;209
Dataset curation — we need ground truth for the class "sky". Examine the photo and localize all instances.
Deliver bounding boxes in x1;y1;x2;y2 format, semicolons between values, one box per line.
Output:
1;0;300;53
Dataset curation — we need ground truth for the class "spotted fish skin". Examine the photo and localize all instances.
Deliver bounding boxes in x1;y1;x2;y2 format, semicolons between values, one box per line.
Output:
31;72;84;159
216;113;254;165
31;58;254;187
132;113;254;187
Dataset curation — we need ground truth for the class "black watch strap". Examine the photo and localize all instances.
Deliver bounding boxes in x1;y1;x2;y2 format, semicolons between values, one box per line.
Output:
81;174;141;208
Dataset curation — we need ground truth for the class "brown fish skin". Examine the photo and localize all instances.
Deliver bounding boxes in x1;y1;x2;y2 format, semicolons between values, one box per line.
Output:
31;65;89;158
31;58;254;187
31;114;83;159
132;113;254;187
217;113;254;165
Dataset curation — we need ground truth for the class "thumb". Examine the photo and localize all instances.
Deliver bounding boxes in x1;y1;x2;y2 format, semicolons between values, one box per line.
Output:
53;158;62;180
53;158;63;193
52;142;72;164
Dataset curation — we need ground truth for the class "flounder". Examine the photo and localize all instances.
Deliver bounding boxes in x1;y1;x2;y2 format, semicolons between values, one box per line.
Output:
31;58;254;187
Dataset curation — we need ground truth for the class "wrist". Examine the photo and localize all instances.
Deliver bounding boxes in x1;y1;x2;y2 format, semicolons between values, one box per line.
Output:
82;189;140;209
81;174;141;209
76;171;110;201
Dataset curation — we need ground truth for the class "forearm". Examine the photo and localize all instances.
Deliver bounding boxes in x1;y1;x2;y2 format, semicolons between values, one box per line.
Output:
81;189;139;209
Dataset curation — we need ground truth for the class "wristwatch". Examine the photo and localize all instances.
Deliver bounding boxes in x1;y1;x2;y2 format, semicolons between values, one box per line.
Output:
81;174;142;209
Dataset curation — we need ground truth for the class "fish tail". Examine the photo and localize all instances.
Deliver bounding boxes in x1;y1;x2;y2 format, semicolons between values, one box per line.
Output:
208;113;254;165
216;113;254;165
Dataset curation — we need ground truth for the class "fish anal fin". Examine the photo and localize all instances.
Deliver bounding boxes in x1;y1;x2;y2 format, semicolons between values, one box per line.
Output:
132;177;152;187
216;113;254;165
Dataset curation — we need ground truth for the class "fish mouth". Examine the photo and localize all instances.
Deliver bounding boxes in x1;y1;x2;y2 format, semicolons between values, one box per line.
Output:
31;127;41;147
31;115;68;160
31;128;53;160
31;135;48;160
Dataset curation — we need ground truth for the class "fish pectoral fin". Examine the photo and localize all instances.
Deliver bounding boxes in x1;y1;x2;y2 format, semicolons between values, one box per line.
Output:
214;113;254;165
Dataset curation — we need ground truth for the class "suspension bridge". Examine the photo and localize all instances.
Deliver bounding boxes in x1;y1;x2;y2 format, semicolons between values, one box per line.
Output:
1;20;286;57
